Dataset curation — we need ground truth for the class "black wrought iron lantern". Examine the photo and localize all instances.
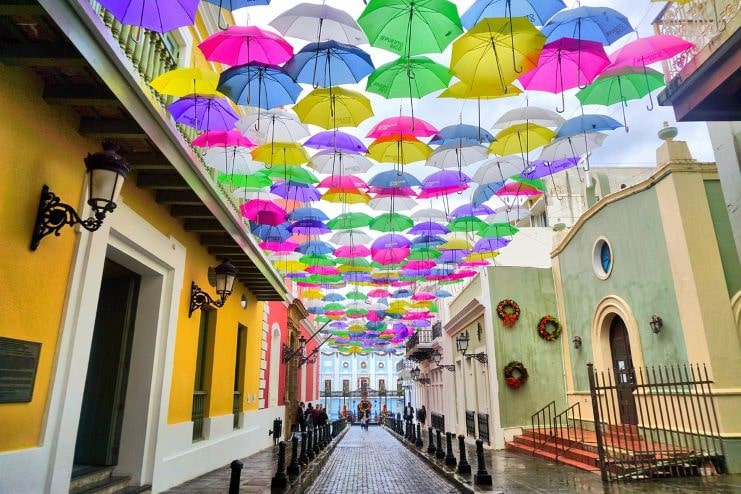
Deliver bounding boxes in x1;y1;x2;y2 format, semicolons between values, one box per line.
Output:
189;259;239;317
455;331;470;354
31;141;131;250
411;367;421;381
650;315;663;334
431;350;442;365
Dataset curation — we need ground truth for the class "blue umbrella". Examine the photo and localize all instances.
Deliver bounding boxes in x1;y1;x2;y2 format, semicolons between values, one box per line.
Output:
450;203;495;217
521;157;581;179
288;219;330;235
461;0;566;28
286;207;330;222
218;62;302;109
322;293;346;302
307;305;325;315
167;96;238;131
435;289;452;298
429;124;496;145
391;289;413;298
202;0;271;29
251;223;291;242
368;170;422;188
297;240;335;255
471;181;505;206
542;7;632;46
284;40;375;87
430;266;455;276
555;114;623;139
411;235;446;247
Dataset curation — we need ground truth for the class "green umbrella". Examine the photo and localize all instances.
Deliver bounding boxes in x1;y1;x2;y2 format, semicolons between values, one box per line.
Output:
576;66;665;130
327;212;373;230
509;175;546;191
367;56;452;99
307;274;344;284
400;275;427;282
263;165;318;183
448;216;487;232
299;254;337;266
371;261;403;270
324;302;345;311
217;172;271;188
478;223;520;238
315;315;330;323
337;258;372;268
369;212;414;232
346;307;369;317
346;291;368;301
408;247;442;260
358;0;462;57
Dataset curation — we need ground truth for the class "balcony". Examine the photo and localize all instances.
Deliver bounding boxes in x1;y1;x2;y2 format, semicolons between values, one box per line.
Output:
405;329;434;362
653;0;740;120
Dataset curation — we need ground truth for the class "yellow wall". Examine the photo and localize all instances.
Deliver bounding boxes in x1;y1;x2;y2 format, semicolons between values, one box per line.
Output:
0;63;269;451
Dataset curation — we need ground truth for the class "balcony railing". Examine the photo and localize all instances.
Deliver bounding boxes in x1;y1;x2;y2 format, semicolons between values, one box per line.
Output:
192;391;207;441
233;391;241;430
405;329;432;352
653;0;740;82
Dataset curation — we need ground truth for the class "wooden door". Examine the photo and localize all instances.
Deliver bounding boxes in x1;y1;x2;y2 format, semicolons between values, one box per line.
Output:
609;317;638;425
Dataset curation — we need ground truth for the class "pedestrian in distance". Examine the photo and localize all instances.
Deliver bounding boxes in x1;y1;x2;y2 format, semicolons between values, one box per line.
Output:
305;402;314;428
297;401;306;432
404;402;415;422
417;405;427;426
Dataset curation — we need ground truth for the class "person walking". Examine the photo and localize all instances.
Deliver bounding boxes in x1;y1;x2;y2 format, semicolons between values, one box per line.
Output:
404;402;415;422
416;405;427;426
297;401;306;432
305;402;314;428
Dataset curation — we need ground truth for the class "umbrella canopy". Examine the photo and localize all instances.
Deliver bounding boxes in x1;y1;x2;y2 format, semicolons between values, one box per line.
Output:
284;40;375;87
287;207;329;221
237;110;310;143
367;135;432;165
368;170;422;188
478;222;520;237
251;142;310;166
367;56;452;99
411;208;449;222
369;213;414;232
327;212;373;230
493;106;565;129
368;196;418;211
317;175;368;189
322;188;371;204
367;116;438;138
271;182;321;202
472;155;526;183
330;229;373;246
269;3;368;44
241;199;287;225
198;26;293;66
150;68;220;96
99;0;198;32
263;166;318;184
193;130;255;148
462;0;566;29
430;124;496;145
304;130;368;153
293;87;374;129
520;157;581;179
488;123;555;156
167;96;239;131
556;114;623;138
439;80;522;99
542;6;632;45
309;150;374;174
204;147;263;173
218;62;302;109
358;0;463;57
408;221;450;235
608;34;694;69
426;142;489;169
538;132;608;162
451;203;495;217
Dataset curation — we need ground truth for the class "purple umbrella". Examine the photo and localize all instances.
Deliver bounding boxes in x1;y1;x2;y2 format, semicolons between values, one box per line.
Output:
344;273;372;282
371;234;411;251
438;250;470;263
304;130;368;153
288;219;331;235
450;203;494;218
407;222;450;235
270;181;321;202
521;157;581;179
473;237;511;252
99;0;198;33
421;170;472;189
167;96;239;131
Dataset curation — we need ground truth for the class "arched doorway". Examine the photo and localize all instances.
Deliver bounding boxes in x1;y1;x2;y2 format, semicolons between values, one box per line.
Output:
609;316;638;425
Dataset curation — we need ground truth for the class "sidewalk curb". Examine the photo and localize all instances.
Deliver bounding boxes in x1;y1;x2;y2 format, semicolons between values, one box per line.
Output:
383;426;501;494
277;425;350;494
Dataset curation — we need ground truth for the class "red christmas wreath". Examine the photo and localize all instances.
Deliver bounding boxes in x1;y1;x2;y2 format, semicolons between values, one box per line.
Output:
537;315;562;342
496;299;521;328
503;361;528;390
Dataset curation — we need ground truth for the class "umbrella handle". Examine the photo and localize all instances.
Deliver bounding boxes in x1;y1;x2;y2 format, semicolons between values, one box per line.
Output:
217;0;229;31
643;62;655;111
556;91;566;114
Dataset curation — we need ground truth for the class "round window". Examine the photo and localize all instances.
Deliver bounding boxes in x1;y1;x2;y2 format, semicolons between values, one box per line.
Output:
342;362;349;368
360;361;367;369
593;237;613;280
378;362;384;368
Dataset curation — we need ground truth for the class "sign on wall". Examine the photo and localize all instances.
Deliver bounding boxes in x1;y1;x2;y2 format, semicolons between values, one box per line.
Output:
0;337;41;403
342;379;349;396
324;379;331;394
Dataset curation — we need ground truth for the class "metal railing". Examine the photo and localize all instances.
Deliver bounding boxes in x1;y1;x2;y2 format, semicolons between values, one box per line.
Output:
320;389;404;398
432;321;443;339
465;410;476;437
431;412;445;432
192;391;207;441
233;391;241;430
477;412;491;445
530;400;557;451
588;363;725;481
552;402;583;461
652;0;740;82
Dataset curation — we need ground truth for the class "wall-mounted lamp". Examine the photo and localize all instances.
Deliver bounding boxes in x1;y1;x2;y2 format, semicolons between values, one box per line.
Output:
240;294;248;310
650;315;663;334
430;350;455;372
31;142;131;251
189;259;238;317
572;336;582;349
411;366;421;381
455;330;488;364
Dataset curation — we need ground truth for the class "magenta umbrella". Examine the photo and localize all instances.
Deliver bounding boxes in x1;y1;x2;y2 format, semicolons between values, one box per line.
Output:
192;130;255;148
367;116;438;138
334;245;371;258
199;26;293;66
259;240;298;252
371;234;411;252
372;248;409;265
519;37;609;112
318;175;369;189
418;184;469;199
240;199;287;225
608;35;694;69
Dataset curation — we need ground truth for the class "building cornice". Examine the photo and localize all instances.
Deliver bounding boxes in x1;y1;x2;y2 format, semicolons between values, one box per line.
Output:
444;298;485;335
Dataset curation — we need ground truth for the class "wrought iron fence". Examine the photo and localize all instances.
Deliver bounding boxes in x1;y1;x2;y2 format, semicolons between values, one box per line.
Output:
192;391;207;441
530;400;557;451
431;412;445;432
552;402;584;462
587;363;725;481
477;412;490;445
465;410;476;437
233;391;241;430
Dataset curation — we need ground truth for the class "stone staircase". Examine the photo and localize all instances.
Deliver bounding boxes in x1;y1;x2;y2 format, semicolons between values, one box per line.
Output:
506;428;601;473
70;466;151;494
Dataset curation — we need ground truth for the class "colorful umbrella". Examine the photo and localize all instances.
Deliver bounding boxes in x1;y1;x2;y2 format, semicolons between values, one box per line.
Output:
236;110;310;143
98;0;198;33
461;0;566;29
309;150;374;174
284;41;375;87
241;199;287;225
150;68;220;96
330;229;373;246
327;212;373;230
608;34;694;70
198;26;293;67
430;124;496;145
192;130;255;148
304;131;368;153
542;6;632;45
322;188;371;204
167;96;239;131
478;222;519;237
269;3;368;44
369;213;414;232
251;142;310;166
367;135;432;165
271;182;321;202
426;142;489;169
488;124;555;156
521;157;581;179
287;207;329;221
368;170;422;188
368;195;418;212
317;175;368;189
492;106;565;129
293;87;374;129
367;116;438;138
263;166;318;184
218;63;302;109
556;115;623;139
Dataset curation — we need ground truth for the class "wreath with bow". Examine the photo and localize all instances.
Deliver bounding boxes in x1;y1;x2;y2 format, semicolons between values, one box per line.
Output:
503;361;528;390
537;315;562;342
496;299;521;327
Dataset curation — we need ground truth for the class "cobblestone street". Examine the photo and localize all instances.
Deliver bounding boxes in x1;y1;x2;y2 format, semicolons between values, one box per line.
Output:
307;426;459;494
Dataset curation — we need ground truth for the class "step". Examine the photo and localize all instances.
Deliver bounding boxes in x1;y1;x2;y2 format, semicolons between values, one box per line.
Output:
506;441;601;472
70;475;131;494
70;467;115;492
512;435;600;467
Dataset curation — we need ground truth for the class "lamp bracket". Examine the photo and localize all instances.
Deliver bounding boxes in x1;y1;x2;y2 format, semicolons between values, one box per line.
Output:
465;352;489;365
281;343;297;363
31;185;113;251
189;281;226;318
437;364;455;372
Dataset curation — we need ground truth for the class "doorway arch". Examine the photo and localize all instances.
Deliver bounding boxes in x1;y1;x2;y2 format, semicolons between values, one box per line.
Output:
268;323;281;408
591;296;645;375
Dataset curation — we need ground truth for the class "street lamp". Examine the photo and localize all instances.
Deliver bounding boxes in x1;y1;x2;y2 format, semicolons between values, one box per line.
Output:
411;366;421;381
650;315;664;334
455;330;488;364
430;350;455;372
189;259;239;317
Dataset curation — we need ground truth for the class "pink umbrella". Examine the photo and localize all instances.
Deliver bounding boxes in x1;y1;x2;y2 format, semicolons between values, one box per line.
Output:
367;116;438;138
404;260;436;271
608;35;694;69
519;38;609;113
306;265;340;275
369;186;417;197
461;260;490;267
418;184;469;199
334;245;371;258
318;175;369;189
391;281;415;287
240;199;287;225
495;182;542;197
368;288;391;298
198;26;294;66
411;291;436;301
192;130;255;148
372;248;409;265
259;240;298;252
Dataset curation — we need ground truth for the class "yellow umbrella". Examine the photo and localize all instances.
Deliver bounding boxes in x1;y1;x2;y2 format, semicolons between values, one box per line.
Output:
450;17;544;93
273;260;307;272
367;137;432;165
293;87;374;129
438;238;473;250
251;142;309;166
150;68;221;96
466;251;499;261
439;80;522;100
322;189;371;204
338;264;374;273
301;288;325;299
488;123;554;156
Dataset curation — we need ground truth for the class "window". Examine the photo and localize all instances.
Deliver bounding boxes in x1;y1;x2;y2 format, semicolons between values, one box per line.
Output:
593;237;614;280
342;361;349;368
378;361;385;368
193;310;213;441
233;325;247;429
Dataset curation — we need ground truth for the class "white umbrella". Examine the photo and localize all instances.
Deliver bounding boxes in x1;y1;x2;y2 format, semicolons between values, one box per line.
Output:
472;156;526;184
230;189;279;202
368;196;417;212
411;208;449;222
236;110;310;143
202;147;264;174
309;150;374;174
269;3;368;44
538;133;608;162
492;106;566;129
486;206;531;224
426;143;489;169
330;229;373;246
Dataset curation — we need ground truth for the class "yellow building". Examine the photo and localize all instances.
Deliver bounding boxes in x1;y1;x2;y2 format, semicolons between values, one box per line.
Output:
0;2;289;492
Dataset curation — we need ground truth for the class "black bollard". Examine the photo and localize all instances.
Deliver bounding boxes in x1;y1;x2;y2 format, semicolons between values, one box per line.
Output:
307;428;315;460
287;435;300;475
445;432;457;467
457;435;471;474
427;427;436;455
408;421;415;443
435;430;445;459
312;426;320;456
270;441;288;488
229;459;242;494
415;423;423;448
473;438;493;485
316;426;324;450
299;432;308;465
